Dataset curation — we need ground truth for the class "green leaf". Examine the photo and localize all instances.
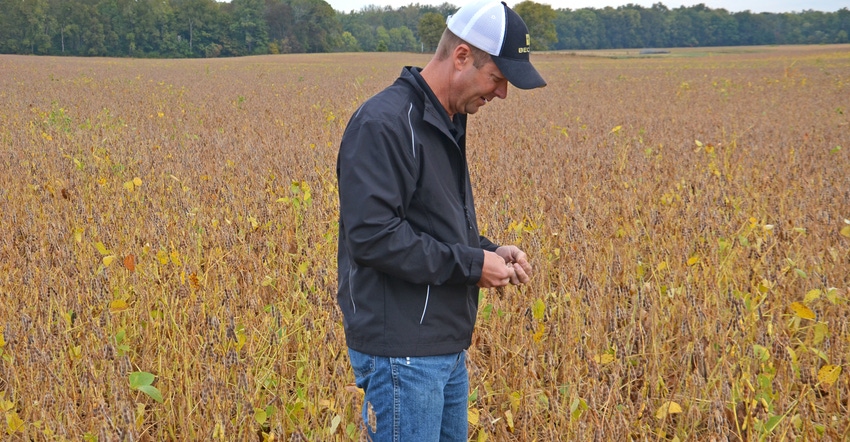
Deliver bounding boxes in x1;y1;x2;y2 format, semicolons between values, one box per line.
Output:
825;287;839;304
753;344;770;362
481;303;493;321
137;385;163;403
114;328;126;344
468;387;479;403
812;323;829;346
764;414;783;433
129;371;155;389
254;407;268;425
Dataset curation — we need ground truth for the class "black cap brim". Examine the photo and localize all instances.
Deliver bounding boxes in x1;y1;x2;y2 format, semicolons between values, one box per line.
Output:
492;56;546;90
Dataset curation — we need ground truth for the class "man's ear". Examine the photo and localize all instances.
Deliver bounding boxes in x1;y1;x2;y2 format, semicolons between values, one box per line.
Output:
452;43;472;71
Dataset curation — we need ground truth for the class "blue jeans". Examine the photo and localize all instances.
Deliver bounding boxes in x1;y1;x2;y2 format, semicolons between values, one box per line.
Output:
348;348;469;442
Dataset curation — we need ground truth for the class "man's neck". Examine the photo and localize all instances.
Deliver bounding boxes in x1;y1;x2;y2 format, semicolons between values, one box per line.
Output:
420;60;454;119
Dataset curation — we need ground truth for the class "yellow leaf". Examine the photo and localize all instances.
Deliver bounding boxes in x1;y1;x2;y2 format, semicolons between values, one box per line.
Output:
135;403;146;429
532;298;545;320
73;228;83;244
109;299;129;313
156;249;169;265
6;411;25;434
467;407;479;426
655;401;683;419
261;275;275;287
532;324;545;343
657;261;668;272
817;365;841;385
840;225;850;238
133;177;142;187
236;331;247;352
0;332;4;348
695;140;704;147
790;302;816;320
686;256;699;266
94;241;110;256
504;409;514;432
123;180;135;192
170;250;182;266
594;353;615;364
509;391;521;411
804;289;822;304
610;125;622;134
102;255;116;267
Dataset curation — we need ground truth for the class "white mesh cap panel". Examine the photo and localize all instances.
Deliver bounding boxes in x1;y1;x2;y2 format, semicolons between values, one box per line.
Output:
446;0;506;56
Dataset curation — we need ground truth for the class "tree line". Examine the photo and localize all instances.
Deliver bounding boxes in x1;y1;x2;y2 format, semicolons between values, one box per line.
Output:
1;0;848;57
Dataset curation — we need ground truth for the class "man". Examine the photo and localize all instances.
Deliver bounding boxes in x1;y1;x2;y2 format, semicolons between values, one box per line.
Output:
336;0;546;440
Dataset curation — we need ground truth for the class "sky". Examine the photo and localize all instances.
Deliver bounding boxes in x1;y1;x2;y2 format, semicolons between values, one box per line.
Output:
327;0;847;14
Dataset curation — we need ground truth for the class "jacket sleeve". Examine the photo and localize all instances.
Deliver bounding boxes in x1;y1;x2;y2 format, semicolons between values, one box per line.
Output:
338;116;484;286
479;236;500;252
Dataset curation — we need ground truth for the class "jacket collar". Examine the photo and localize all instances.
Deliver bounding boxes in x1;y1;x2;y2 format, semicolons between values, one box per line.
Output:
400;67;466;145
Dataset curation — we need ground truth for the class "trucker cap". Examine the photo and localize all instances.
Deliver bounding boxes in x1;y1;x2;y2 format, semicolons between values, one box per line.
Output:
446;0;546;89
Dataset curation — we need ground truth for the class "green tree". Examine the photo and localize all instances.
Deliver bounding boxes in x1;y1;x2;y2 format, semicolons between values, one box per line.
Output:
572;9;605;49
229;0;269;54
388;25;416;51
598;7;642;48
1;0;55;54
375;25;389;51
343;21;376;51
417;11;444;52
173;0;220;56
288;0;342;53
338;31;360;51
514;1;558;50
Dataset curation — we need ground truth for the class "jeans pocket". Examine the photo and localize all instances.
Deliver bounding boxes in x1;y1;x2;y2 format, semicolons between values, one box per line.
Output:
348;348;376;380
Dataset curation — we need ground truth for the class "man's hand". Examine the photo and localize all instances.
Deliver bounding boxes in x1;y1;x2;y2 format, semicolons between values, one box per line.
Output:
477;246;532;288
494;245;532;285
477;250;516;288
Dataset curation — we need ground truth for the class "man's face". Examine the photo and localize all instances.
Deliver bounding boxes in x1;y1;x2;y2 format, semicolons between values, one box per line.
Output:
451;55;509;116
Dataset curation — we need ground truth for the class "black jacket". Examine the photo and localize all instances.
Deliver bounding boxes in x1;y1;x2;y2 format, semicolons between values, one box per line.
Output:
336;67;499;357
